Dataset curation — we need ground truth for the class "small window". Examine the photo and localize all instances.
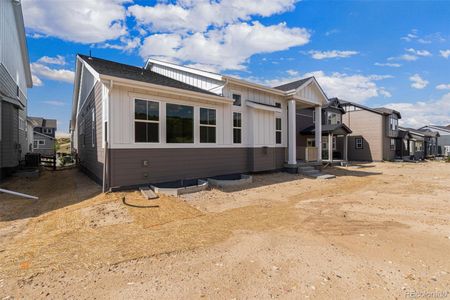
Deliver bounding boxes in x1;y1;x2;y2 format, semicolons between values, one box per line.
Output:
355;138;363;149
135;99;159;143
327;112;341;125
166;103;193;143
233;112;242;144
389;117;398;131
307;138;315;147
275;117;282;144
390;139;396;151
92;109;95;147
200;108;216;143
232;94;241;106
33;140;38;149
275;102;281;108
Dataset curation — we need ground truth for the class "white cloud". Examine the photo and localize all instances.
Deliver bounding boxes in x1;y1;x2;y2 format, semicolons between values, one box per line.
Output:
37;55;66;65
31;63;74;84
305;71;392;103
99;37;141;52
286;69;299;76
401;30;418;42
43;100;65;106
32;74;43;87
128;0;297;33
406;48;432;57
436;84;450;90
139;21;310;71
384;93;450;128
388;54;418;61
250;71;392;103
409;74;429;89
440;50;450;58
22;0;128;43
308;50;358;60
374;62;401;67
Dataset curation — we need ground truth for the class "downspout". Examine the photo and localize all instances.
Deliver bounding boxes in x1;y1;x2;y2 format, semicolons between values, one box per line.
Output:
102;79;113;193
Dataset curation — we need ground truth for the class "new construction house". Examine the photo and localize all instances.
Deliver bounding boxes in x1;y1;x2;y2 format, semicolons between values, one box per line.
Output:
0;0;33;179
337;99;402;161
70;55;329;190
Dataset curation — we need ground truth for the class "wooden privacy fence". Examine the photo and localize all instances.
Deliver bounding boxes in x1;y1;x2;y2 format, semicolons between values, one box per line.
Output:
40;155;56;171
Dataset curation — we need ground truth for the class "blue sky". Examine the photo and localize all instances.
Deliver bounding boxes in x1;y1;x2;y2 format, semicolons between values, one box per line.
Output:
23;0;450;134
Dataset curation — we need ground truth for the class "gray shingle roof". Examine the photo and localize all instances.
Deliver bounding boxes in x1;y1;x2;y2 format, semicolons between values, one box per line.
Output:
78;54;218;96
273;77;313;91
28;117;57;129
301;123;352;135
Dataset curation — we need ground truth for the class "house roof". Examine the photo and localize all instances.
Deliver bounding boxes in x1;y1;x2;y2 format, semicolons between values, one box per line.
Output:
419;125;450;134
325;98;346;113
28;117;57;129
338;99;402;119
78;55;218;96
273;77;313;92
301;123;352;135
373;107;402;118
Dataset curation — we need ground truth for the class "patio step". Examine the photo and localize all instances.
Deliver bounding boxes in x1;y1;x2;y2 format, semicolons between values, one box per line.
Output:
297;165;336;179
140;186;158;200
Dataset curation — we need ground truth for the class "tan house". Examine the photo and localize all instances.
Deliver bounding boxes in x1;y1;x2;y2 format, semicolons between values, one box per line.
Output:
337;99;401;162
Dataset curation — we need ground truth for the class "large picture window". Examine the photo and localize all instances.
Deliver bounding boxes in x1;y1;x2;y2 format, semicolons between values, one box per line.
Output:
200;108;216;143
166;103;194;143
233;112;242;144
275;117;282;144
135;99;159;143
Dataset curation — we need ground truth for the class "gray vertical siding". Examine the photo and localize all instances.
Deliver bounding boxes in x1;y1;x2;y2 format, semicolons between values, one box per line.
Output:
77;82;104;183
108;147;286;188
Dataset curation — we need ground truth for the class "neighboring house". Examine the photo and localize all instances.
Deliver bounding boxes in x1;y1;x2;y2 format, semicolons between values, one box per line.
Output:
0;0;33;178
70;55;328;190
398;127;426;160
27;117;57;156
338;100;402;161
419;125;450;156
296;97;352;162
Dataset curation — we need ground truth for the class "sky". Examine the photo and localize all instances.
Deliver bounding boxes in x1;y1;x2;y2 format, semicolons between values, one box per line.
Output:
22;0;450;134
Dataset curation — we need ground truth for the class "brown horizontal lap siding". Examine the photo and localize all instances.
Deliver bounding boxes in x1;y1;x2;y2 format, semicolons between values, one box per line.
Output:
109;147;286;187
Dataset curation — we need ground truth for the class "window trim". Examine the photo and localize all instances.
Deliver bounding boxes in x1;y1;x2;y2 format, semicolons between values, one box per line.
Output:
231;92;242;107
355;137;363;149
199;107;217;144
306;138;315;147
91;109;95;147
275;117;282;144
390;138;396;151
133;98;161;144
233;112;242;144
332;136;337;151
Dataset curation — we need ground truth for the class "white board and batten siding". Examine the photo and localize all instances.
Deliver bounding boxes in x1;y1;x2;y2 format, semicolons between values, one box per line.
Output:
150;64;225;95
295;81;325;107
108;84;288;150
0;0;28;96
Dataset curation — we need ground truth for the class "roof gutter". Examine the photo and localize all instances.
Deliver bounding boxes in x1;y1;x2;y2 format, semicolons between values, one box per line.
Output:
223;76;286;96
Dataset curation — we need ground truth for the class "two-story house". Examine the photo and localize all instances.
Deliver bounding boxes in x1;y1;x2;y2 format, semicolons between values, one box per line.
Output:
70;55;329;190
295;97;352;162
337;99;401;161
27;117;57;156
419;125;450;156
0;0;33;179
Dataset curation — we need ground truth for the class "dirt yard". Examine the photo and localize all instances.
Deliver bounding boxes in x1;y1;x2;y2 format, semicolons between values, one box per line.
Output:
1;162;449;299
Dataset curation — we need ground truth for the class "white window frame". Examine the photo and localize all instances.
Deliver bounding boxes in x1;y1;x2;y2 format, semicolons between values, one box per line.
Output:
355;138;363;149
43;128;52;134
91;109;95;147
275;117;282;144
327;112;341;125
199;107;217;144
19;117;26;131
390;138;396;151
133;98;161;144
233;112;242;144
231;92;242;107
306;138;315;147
